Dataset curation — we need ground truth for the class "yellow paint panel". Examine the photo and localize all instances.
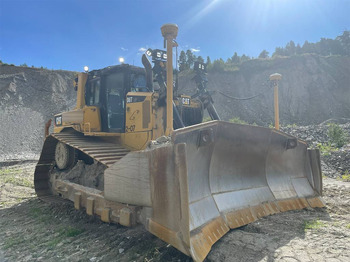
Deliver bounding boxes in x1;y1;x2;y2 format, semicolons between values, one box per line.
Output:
122;132;151;151
83;106;101;132
125;93;153;133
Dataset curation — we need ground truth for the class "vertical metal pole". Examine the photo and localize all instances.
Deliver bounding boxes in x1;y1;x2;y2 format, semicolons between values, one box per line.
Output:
161;24;178;136
165;35;173;135
274;84;279;130
269;73;282;130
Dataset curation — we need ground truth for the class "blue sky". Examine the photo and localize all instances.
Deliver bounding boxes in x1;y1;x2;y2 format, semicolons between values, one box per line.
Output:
0;0;349;71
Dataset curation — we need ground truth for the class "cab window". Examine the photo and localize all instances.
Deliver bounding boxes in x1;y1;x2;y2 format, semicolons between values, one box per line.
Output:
130;74;148;92
86;79;101;105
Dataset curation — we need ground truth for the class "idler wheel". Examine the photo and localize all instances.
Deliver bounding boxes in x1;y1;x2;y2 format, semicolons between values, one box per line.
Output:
55;142;77;170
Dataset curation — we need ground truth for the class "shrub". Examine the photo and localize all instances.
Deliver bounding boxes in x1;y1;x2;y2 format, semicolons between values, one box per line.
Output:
338;170;350;182
328;123;347;148
229;117;248;125
317;143;336;156
202;116;212;123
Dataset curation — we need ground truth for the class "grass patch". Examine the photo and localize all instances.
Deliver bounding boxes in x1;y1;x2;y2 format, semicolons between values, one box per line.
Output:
47;237;62;248
29;207;52;223
303;219;326;231
346;224;350;229
4;237;26;249
0;168;34;188
63;226;85;237
0;168;21;175
2;175;34;188
46;226;85;248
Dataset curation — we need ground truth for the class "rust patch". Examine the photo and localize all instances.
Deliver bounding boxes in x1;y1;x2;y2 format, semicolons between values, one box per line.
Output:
225;207;257;229
277;198;310;212
148;219;190;256
190;216;229;262
307;197;325;208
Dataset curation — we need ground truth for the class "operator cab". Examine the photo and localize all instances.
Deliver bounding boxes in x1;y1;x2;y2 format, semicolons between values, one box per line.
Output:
85;65;148;133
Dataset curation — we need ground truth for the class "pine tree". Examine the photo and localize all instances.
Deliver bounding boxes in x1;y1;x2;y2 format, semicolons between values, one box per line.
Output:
286;41;296;55
302;41;314;54
206;56;211;66
258;50;269;58
273;46;289;57
231;52;240;64
212;58;225;72
337;30;350;55
186;50;195;68
197;56;204;63
240;54;250;63
179;50;187;71
296;44;302;54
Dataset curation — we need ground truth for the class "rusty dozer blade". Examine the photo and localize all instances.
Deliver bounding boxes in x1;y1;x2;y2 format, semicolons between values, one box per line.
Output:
104;121;324;261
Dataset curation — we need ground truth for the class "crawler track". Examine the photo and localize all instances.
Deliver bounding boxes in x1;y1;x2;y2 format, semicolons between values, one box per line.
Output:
34;131;129;198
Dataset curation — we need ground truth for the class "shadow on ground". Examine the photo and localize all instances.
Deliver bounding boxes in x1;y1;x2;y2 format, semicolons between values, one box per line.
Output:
0;196;331;262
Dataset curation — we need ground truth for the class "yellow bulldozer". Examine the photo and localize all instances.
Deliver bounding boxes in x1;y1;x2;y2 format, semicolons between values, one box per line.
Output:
34;24;324;261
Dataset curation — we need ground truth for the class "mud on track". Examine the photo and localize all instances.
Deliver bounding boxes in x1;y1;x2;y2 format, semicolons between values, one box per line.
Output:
0;162;349;262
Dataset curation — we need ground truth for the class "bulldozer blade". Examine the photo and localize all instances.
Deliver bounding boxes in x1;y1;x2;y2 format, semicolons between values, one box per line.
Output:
104;121;324;261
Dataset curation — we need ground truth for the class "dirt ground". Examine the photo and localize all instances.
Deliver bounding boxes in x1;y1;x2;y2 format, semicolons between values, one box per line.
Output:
0;162;349;262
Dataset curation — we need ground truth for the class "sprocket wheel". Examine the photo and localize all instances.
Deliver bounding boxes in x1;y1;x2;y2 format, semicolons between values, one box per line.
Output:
55;142;77;170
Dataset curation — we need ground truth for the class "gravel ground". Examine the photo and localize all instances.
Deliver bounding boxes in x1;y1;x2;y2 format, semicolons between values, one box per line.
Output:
0;161;349;262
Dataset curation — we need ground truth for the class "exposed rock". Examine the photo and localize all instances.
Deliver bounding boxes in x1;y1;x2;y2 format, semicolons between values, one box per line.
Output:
0;65;76;161
179;54;350;125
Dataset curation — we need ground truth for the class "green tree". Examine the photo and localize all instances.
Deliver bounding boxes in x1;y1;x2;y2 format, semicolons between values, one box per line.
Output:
336;30;350;55
258;50;269;58
197;56;204;63
240;54;250;63
206;56;211;66
272;47;286;57
302;40;315;54
296;44;302;54
230;52;240;64
285;40;296;55
211;58;225;72
179;50;188;71
186;49;195;68
328;123;348;148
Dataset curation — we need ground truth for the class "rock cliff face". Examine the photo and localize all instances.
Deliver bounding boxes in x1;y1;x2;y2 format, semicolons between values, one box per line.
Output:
0;65;76;160
1;54;350;159
179;54;350;125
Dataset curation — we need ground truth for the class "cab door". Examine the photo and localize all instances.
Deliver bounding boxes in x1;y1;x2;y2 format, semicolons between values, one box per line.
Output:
105;72;125;132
